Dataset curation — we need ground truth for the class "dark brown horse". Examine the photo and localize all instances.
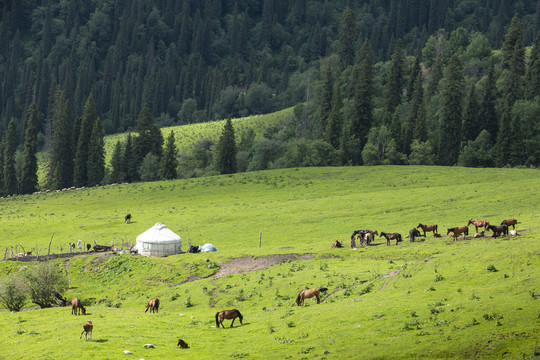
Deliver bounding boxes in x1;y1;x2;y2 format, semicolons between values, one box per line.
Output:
487;224;509;237
332;239;342;248
177;339;189;348
125;213;132;224
408;228;422;242
296;287;328;306
215;309;243;328
416;223;438;236
144;298;160;313
380;232;402;245
80;321;93;340
71;298;86;315
447;226;469;239
501;218;518;229
467;219;489;233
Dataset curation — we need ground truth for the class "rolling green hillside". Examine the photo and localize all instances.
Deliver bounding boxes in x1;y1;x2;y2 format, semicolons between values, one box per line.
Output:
0;166;538;359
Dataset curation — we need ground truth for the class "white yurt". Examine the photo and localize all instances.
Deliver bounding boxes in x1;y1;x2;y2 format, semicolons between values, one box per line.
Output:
135;222;182;256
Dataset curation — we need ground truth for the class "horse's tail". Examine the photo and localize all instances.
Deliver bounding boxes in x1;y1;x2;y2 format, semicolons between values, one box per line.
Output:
215;312;220;327
296;291;302;305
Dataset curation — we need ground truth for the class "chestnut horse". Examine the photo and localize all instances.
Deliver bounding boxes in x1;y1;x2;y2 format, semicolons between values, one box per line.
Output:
467;219;489;233
501;218;518;229
447;226;468;239
71;298;86;315
145;298;160;313
80;321;93;340
416;223;438;236
296;287;328;306
215;309;243;328
380;232;402;245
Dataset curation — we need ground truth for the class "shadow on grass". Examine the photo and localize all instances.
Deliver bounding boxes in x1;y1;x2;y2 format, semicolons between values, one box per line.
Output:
92;339;108;343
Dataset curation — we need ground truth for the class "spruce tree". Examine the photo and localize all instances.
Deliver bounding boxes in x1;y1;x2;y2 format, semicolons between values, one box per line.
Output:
406;57;421;101
49;90;74;190
407;69;425;154
389;109;403;152
426;56;443;98
109;140;125;183
160;131;178;180
87;117;105;186
215;118;237;174
386;39;405;113
326;83;343;150
461;82;480;143
318;59;334;137
495;95;513;167
3;119;17;196
134;104;164;165
123;134;138;182
479;58;498;142
508;104;526;166
438;55;465;166
19;103;39;194
526;31;540;100
74;94;97;187
337;8;356;70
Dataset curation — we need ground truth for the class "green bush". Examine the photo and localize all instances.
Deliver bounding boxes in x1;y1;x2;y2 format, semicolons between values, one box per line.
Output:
0;275;27;311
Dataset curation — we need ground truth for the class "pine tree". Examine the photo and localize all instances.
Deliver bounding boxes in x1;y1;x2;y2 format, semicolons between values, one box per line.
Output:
19;103;39;194
160;131;178;180
3;119;17;196
406;57;421;101
438;55;465;165
337;8;356;70
49;89;74;190
326;83;343;150
526;31;540;100
87;117;105;186
215;118;237;174
495;95;513;167
479;58;498;142
461;82;480;143
386;39;405;113
502;15;525;72
508;104;526;166
389;109;403;152
426;56;443;98
123;134;138;182
109;140;125;183
318;59;334;137
74;94;97;187
407;69;425;153
134;104;164;165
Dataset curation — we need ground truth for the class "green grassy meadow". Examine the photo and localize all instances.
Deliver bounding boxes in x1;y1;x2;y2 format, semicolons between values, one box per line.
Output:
0;166;539;359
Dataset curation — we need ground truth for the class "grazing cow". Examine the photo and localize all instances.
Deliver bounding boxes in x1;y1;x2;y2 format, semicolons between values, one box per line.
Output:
71;298;86;315
145;298;160;313
473;231;485;238
408;228;422;242
500;218;518;229
380;232;402;245
80;321;93;340
125;214;132;224
467;219;490;233
332;240;342;248
177;339;189;348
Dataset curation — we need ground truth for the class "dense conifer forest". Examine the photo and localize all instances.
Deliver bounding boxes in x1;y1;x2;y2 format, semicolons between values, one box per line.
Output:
0;0;539;194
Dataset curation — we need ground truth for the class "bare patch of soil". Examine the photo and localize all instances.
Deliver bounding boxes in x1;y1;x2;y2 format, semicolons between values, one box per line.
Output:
381;270;400;279
425;257;435;263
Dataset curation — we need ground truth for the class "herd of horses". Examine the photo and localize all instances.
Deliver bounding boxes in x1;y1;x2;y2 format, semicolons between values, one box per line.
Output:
344;218;519;248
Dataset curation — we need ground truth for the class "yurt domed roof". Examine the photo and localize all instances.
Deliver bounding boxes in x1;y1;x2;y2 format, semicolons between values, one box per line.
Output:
136;222;181;244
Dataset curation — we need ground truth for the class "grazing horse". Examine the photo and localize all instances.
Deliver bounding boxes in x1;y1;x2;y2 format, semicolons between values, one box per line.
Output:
416;223;438;237
408;228;423;242
332;240;342;248
80;321;93;340
487;224;509;238
501;218;518;229
71;298;86;315
144;298;160;313
177;339;189;348
467;219;489;233
296;287;328;306
446;226;469;239
125;213;132;224
380;232;402;245
215;309;243;328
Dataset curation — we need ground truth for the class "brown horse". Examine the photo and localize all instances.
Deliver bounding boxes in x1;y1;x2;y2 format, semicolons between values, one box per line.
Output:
447;226;468;239
71;298;86;315
487;224;509;237
332;239;342;248
501;218;518;229
80;321;93;340
416;223;438;236
467;219;489;233
380;232;402;245
296;287;328;306
215;309;243;328
177;339;189;348
125;213;132;223
144;298;160;313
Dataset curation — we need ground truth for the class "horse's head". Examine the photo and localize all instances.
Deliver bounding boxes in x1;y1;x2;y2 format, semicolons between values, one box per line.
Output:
467;219;473;226
144;304;150;313
372;230;378;236
446;228;453;235
81;306;86;315
416;224;422;229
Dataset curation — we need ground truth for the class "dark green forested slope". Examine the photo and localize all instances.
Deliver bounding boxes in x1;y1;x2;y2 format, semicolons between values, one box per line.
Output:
0;0;539;195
